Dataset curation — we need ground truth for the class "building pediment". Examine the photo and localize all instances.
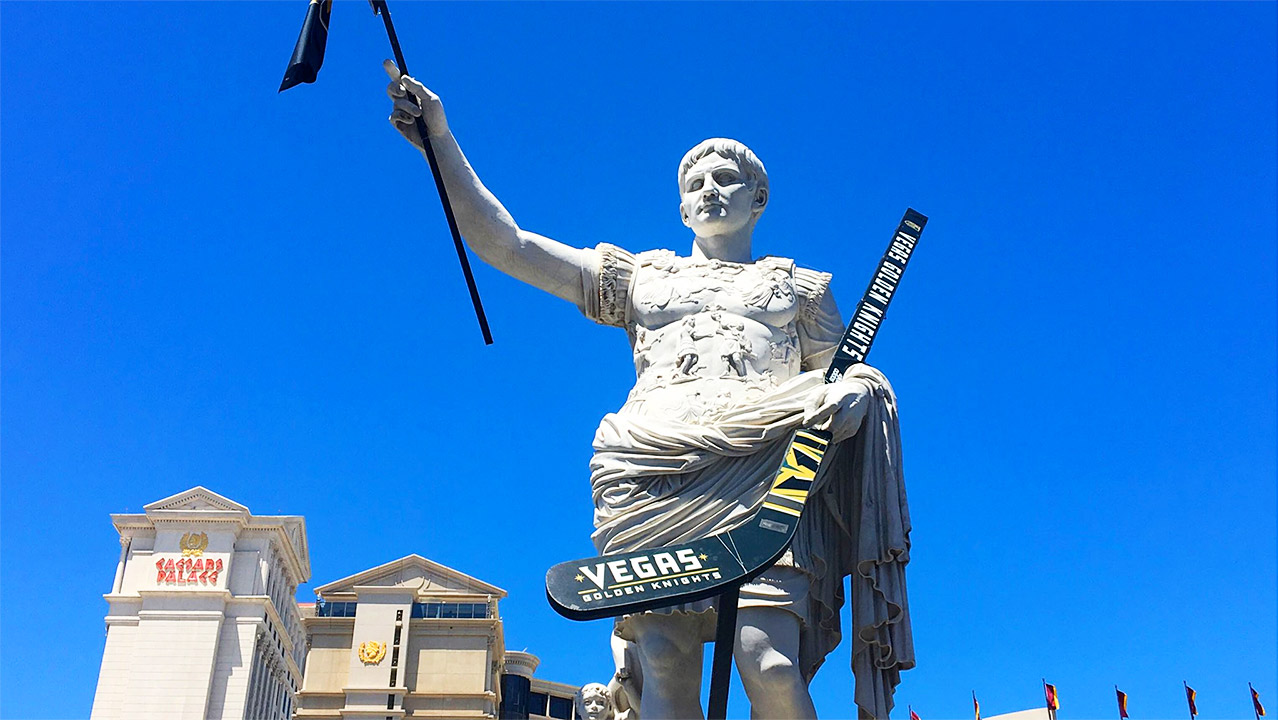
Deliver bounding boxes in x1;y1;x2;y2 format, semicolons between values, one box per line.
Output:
315;555;506;598
143;486;251;515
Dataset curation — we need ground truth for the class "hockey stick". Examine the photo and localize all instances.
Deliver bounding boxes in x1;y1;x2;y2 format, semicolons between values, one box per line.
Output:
546;208;927;620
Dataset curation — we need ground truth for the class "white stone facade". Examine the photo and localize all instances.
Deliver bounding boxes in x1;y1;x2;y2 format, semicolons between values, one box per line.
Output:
296;555;581;720
89;487;311;720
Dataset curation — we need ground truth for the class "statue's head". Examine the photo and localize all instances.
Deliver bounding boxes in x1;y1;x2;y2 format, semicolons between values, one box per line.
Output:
677;138;769;236
574;682;614;720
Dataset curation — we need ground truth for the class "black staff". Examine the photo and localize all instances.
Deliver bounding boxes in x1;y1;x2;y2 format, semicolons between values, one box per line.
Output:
280;0;494;345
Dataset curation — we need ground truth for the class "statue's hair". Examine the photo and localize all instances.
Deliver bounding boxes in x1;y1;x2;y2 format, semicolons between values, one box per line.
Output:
678;138;769;197
574;683;612;718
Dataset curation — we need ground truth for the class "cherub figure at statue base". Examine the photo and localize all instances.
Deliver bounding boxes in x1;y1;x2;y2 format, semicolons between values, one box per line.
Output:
576;683;616;720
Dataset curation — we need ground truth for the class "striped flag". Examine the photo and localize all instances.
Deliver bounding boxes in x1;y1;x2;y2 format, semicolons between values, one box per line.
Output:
1185;683;1198;718
910;705;921;720
1116;687;1129;719
974;692;981;720
1045;680;1060;719
1252;684;1266;719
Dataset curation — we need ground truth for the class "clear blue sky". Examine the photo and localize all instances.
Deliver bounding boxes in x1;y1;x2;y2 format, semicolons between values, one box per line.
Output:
2;2;1274;719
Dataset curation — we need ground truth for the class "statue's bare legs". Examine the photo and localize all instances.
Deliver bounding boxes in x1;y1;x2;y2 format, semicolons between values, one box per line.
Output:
628;613;705;720
627;607;814;720
735;607;816;720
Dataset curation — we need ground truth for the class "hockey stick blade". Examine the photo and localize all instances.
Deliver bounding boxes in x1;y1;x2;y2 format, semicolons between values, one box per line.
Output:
546;208;927;620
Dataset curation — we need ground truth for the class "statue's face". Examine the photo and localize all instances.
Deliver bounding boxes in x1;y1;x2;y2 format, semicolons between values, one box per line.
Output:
583;694;610;720
679;153;763;236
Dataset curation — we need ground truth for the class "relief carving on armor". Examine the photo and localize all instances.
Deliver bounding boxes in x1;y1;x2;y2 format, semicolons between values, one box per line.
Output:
742;266;796;310
632;327;655;376
675;315;713;376
711;311;754;377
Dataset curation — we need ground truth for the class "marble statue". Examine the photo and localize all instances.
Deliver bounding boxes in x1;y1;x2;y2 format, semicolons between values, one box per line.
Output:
385;61;913;720
576;682;616;720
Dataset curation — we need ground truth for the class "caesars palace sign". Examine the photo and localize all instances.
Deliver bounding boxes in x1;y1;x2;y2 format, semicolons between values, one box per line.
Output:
154;533;224;587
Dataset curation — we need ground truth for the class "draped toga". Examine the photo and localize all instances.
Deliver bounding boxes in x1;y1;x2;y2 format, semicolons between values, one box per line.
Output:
578;242;914;720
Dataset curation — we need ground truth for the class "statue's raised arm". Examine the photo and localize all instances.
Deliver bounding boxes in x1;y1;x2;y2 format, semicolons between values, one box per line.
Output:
385;60;588;307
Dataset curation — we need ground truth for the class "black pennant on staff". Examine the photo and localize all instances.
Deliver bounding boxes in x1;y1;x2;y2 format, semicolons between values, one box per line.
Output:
277;0;494;344
279;0;332;92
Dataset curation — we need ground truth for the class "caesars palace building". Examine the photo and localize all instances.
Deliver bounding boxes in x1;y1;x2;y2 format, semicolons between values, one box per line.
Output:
89;487;583;720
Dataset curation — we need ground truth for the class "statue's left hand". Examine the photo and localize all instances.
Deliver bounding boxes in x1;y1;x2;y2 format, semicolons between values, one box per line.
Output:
802;379;871;443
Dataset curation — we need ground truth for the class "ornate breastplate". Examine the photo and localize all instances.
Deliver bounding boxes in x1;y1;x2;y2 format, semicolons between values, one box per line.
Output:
629;252;798;329
623;254;803;419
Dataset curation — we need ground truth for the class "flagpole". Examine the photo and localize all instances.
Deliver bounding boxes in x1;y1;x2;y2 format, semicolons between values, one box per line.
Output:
370;0;494;345
1043;679;1053;720
1185;681;1193;720
1115;685;1120;720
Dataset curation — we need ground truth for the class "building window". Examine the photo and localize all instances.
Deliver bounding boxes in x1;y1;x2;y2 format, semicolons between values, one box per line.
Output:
317;601;357;617
410;601;489;619
548;695;574;719
499;673;531;719
528;692;548;716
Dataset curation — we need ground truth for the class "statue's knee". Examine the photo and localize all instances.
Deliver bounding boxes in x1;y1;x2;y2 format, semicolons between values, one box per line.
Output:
757;653;802;684
638;642;699;682
631;620;701;691
737;642;804;694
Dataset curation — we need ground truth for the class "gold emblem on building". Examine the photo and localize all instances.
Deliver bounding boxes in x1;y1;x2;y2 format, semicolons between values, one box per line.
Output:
358;641;387;665
180;532;209;557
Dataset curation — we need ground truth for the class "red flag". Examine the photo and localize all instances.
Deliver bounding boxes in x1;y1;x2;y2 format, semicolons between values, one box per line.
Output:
1045;682;1061;712
974;692;982;720
1252;685;1266;718
910;706;921;720
1117;688;1129;719
1185;684;1198;718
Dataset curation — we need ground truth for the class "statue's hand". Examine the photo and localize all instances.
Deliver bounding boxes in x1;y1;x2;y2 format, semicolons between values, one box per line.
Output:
384;59;448;151
802;378;871;443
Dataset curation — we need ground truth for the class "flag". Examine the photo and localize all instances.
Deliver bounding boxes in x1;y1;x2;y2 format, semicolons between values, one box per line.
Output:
280;0;334;91
1185;684;1198;718
1116;688;1129;719
1045;682;1061;712
910;706;921;720
974;692;982;720
1252;684;1266;718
